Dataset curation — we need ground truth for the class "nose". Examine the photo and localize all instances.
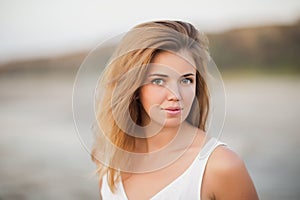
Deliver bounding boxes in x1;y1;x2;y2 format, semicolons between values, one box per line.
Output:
167;83;182;101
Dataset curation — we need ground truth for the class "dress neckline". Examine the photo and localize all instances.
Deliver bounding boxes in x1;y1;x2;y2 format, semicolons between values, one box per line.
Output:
119;137;219;199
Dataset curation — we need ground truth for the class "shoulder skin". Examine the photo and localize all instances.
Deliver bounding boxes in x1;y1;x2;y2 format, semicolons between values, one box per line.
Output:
201;146;259;200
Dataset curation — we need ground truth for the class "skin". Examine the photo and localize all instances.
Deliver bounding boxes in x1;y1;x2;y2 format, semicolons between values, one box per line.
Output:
101;51;259;200
201;146;259;200
137;50;197;152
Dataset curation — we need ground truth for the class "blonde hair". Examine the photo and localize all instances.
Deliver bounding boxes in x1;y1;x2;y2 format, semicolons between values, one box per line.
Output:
91;20;210;192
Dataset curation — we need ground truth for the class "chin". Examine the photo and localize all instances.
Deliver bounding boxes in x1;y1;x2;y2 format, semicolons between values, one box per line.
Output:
161;118;185;128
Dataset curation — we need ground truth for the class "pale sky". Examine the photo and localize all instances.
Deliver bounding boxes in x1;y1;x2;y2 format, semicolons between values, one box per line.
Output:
0;0;299;64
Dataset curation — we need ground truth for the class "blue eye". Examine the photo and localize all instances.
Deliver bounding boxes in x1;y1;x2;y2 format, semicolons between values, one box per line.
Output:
151;78;165;85
181;78;193;84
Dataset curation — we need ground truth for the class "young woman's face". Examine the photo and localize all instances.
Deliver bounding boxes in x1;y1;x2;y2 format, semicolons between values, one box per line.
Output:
139;50;196;128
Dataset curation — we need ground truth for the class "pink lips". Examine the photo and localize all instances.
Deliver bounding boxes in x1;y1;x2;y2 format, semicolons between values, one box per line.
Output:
163;107;183;115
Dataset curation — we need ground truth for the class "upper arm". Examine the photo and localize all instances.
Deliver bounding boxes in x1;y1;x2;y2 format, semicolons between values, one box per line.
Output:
202;146;259;200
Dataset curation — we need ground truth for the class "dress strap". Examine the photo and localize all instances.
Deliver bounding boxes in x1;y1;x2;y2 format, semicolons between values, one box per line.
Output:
198;137;226;160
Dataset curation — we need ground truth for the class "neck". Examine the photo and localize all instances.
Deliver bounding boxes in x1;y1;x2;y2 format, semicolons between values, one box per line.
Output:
135;121;189;153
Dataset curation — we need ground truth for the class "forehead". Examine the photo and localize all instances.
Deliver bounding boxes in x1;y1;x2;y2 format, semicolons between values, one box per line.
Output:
148;50;196;75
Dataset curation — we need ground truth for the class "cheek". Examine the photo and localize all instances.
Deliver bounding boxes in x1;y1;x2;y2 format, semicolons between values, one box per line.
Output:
181;86;196;103
139;86;166;109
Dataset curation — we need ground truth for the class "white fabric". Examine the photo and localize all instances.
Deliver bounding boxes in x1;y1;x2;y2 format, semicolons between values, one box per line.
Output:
100;137;225;200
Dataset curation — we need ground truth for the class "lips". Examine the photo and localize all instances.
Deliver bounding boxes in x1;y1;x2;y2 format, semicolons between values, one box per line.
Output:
163;107;183;115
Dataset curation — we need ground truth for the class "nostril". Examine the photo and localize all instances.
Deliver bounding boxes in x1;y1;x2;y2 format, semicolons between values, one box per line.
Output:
168;98;180;102
167;93;181;101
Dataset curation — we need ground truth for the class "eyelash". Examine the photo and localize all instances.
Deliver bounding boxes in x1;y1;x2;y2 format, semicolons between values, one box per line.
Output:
150;78;194;86
181;78;193;84
151;78;165;85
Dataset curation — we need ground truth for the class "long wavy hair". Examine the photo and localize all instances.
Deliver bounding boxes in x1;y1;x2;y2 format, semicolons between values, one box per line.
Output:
91;20;210;193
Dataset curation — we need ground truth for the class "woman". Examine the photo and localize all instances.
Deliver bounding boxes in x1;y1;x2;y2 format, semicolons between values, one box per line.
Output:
91;20;258;200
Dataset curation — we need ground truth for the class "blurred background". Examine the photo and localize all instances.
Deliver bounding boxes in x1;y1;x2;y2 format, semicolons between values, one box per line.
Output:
0;0;300;199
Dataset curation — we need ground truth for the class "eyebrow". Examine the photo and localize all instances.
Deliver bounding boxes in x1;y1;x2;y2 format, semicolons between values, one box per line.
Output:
148;73;168;77
182;73;195;77
148;73;195;77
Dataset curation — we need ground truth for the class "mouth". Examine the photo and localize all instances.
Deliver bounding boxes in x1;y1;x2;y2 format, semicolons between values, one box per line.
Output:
163;107;183;115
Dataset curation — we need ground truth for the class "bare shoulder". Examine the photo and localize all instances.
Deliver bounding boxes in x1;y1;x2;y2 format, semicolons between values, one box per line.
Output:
208;145;245;172
202;145;259;200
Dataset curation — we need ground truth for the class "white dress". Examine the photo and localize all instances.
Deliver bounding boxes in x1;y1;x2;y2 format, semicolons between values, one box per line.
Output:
100;137;225;200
